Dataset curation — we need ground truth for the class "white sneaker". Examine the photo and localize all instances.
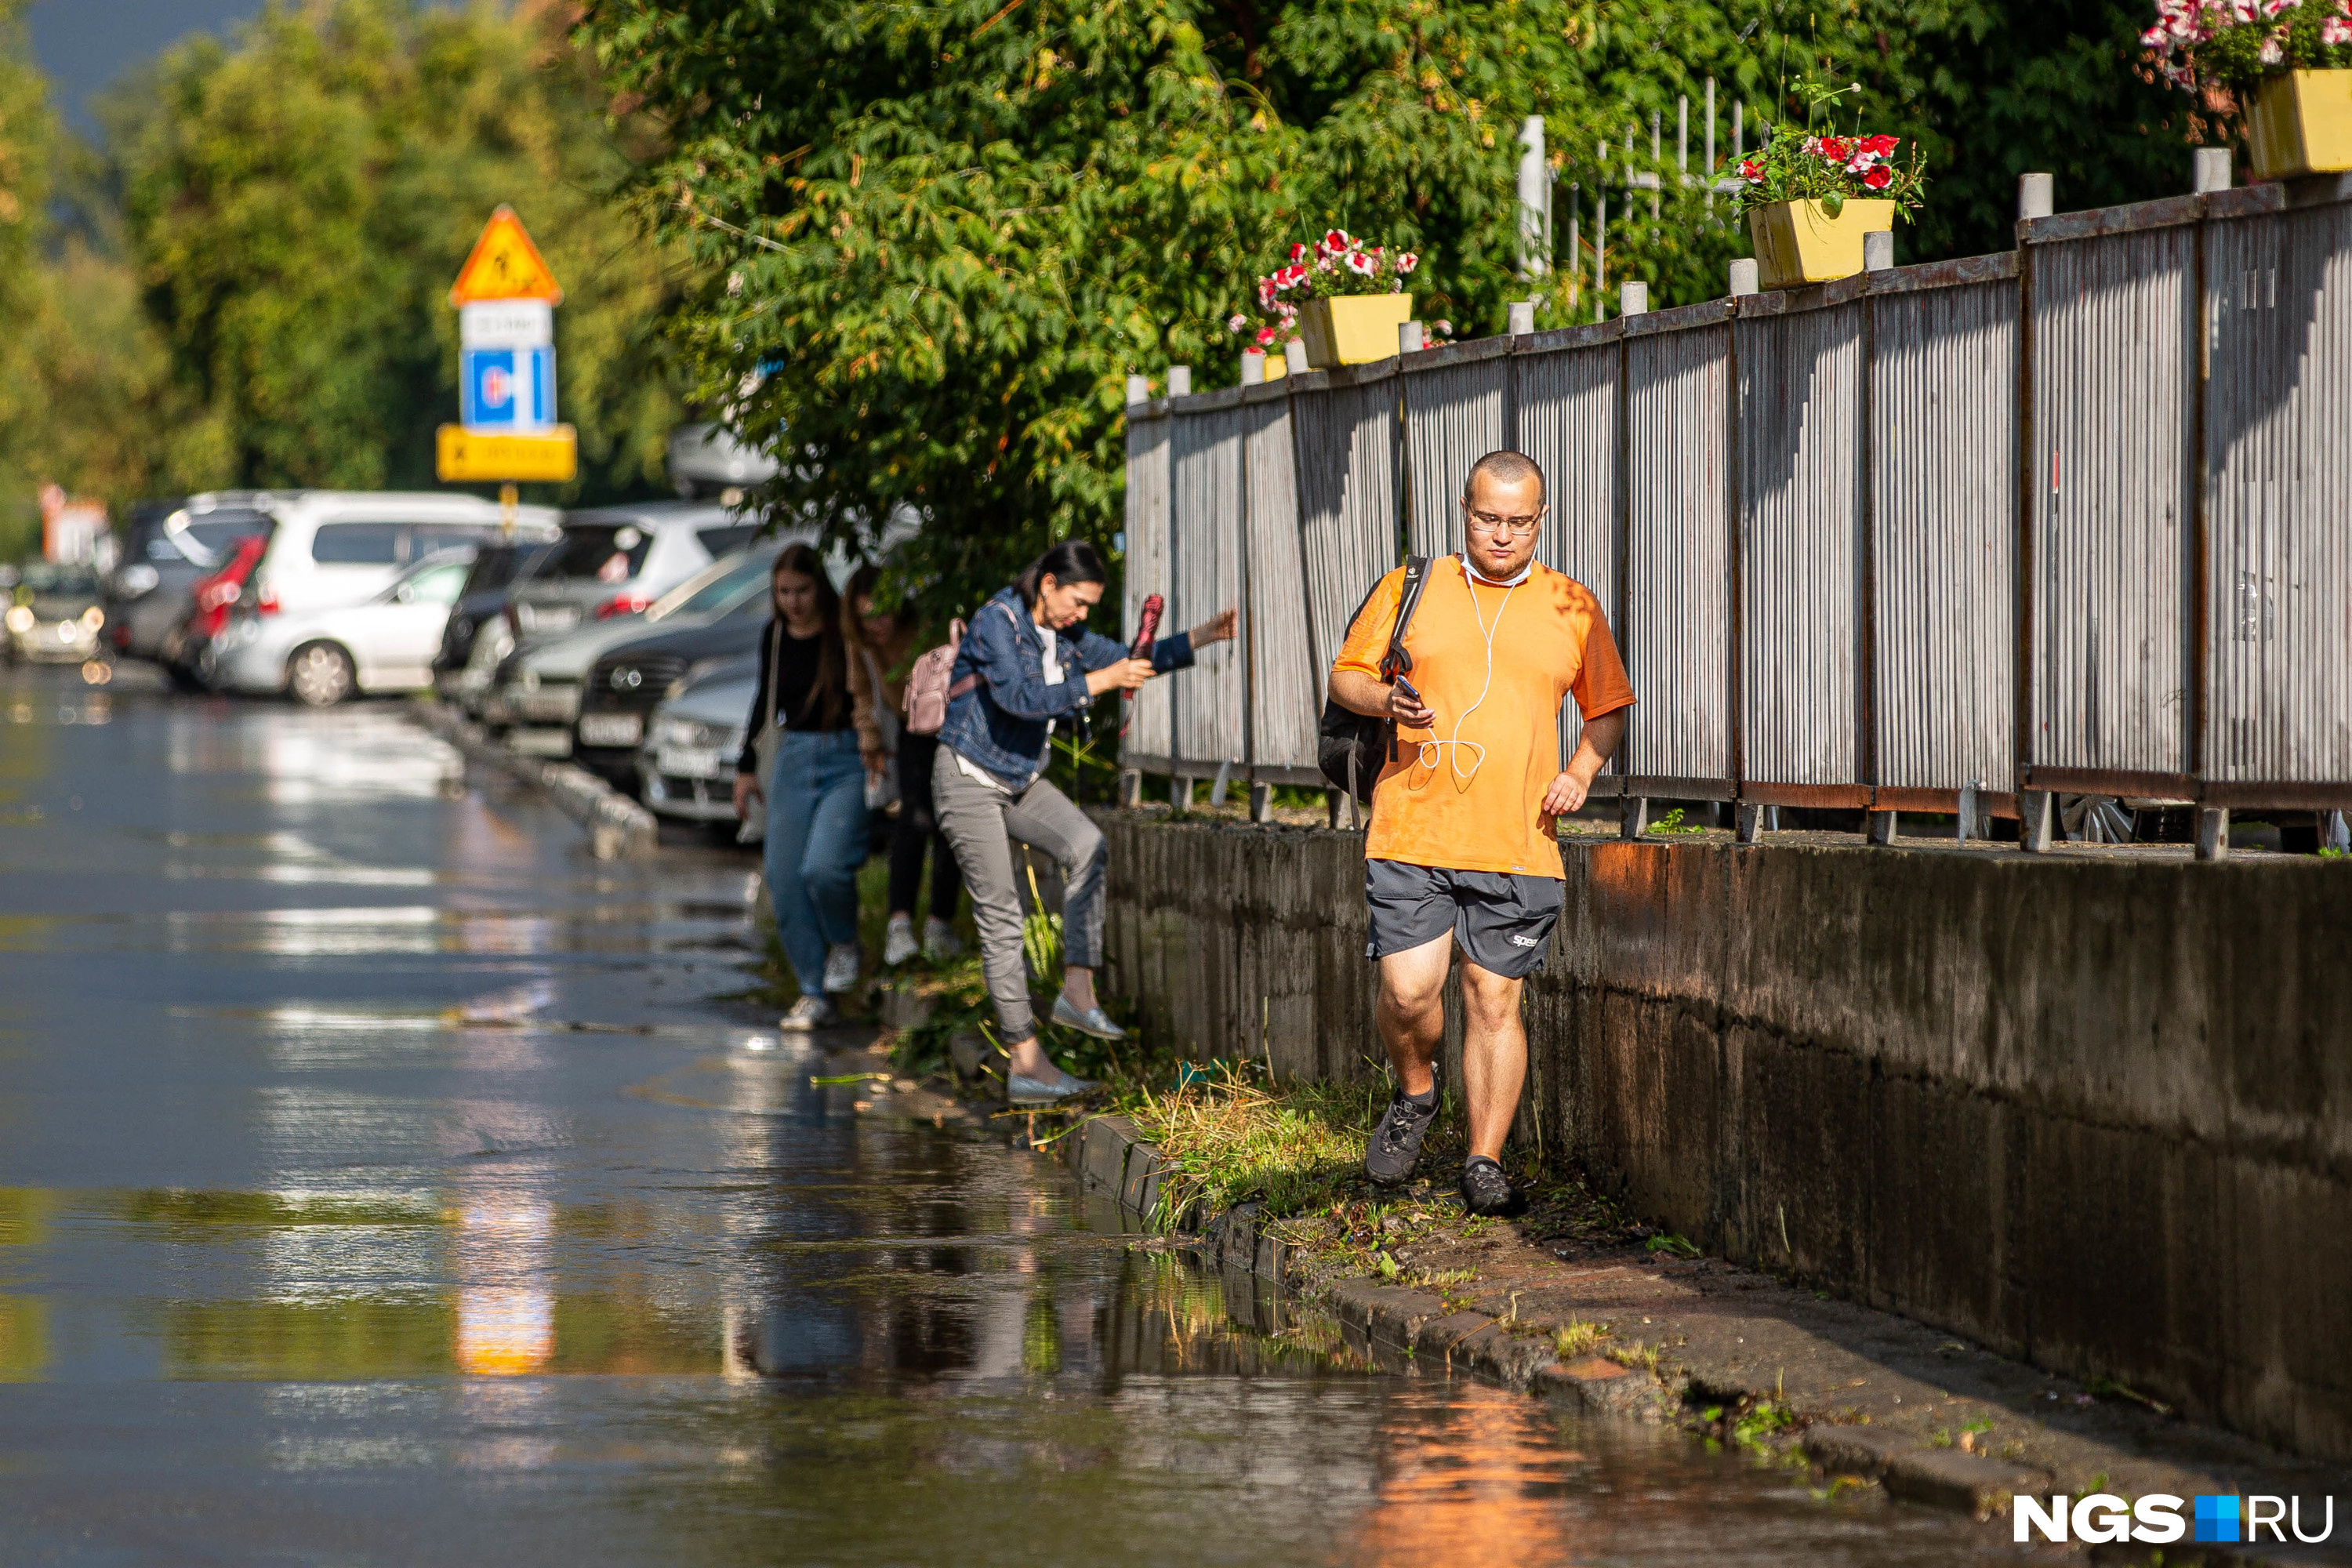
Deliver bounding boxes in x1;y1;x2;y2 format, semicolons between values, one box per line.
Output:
922;917;962;960
884;913;920;967
778;996;836;1031
822;941;862;994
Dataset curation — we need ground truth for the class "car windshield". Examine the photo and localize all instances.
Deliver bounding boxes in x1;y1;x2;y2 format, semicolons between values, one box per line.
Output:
460;540;552;598
21;564;100;595
386;560;472;607
158;510;270;567
545;522;655;583
644;550;775;624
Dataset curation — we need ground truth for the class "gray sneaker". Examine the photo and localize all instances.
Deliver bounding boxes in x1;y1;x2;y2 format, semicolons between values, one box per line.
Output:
1460;1155;1527;1218
1007;1066;1099;1105
1365;1091;1439;1185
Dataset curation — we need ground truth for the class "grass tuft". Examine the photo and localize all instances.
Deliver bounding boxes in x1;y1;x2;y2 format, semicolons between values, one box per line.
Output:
1554;1319;1612;1359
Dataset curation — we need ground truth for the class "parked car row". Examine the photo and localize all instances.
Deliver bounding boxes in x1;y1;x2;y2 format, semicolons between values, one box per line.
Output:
92;483;878;851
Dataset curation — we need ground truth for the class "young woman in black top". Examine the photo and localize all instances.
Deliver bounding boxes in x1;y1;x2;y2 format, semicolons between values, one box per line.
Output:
731;544;884;1029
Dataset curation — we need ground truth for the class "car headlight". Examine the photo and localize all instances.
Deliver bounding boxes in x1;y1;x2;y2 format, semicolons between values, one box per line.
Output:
114;564;160;598
80;606;103;631
3;606;31;634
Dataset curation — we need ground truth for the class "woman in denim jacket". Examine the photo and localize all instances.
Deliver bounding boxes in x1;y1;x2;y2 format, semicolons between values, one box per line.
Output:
935;540;1236;1102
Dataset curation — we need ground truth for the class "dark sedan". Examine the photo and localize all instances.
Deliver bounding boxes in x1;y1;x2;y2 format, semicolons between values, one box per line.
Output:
433;533;561;703
105;494;277;683
572;597;771;791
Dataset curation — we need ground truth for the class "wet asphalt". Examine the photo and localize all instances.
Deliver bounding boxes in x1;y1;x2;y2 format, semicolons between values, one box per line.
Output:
0;664;2035;1566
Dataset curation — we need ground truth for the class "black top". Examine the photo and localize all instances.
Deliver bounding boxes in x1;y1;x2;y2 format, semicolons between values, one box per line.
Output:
737;620;851;773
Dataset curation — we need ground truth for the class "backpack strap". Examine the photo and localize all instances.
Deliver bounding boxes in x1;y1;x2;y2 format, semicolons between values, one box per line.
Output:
1378;555;1431;763
948;604;1020;703
1378;554;1431;681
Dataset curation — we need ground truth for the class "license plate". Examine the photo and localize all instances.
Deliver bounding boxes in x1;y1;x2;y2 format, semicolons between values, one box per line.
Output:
508;728;574;757
578;713;644;748
523;604;579;633
657;745;722;778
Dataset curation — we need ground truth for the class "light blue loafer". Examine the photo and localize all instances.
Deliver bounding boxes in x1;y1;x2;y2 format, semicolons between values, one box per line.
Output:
1007;1067;1099;1105
1051;996;1127;1041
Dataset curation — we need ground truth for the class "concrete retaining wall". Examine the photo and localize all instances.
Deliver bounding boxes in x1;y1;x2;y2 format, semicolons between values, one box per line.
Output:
1095;810;2352;1465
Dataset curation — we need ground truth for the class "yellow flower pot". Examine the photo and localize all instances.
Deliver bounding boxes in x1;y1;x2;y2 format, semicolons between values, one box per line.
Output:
2246;69;2352;181
1298;294;1414;368
1746;198;1900;290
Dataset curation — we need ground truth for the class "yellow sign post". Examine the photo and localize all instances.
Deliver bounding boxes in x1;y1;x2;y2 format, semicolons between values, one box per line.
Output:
437;205;575;514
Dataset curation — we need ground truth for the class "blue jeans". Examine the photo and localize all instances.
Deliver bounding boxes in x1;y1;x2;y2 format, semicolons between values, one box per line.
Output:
764;729;867;998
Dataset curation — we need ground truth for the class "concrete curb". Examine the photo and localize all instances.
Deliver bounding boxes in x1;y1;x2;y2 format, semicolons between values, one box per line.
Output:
1059;1117;1664;1398
1054;1111;2328;1559
1803;1426;2053;1521
411;702;658;860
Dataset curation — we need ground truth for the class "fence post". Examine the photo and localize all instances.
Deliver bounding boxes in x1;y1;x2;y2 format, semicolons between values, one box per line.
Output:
1283;340;1308;376
1863;230;1894;272
1619;281;1650;316
2192;147;2232;193
1621;796;1650;840
1126;373;1149;404
2197;807;2230;862
2013;175;2049;851
1728;259;1759;296
1169;365;1192;397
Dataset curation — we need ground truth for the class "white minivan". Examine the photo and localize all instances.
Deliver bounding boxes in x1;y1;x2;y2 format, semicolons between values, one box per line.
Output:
248;492;561;617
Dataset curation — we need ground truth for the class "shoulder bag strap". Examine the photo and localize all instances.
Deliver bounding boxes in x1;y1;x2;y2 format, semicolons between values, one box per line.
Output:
766;618;782;730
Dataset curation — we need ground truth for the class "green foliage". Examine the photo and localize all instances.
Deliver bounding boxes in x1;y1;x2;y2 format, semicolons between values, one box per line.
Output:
104;0;688;504
586;0;2207;625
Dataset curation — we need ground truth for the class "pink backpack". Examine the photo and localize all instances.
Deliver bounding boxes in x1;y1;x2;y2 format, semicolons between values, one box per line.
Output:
901;618;972;736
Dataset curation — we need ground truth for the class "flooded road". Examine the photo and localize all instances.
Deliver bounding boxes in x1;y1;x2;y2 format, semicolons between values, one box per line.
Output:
0;666;2029;1565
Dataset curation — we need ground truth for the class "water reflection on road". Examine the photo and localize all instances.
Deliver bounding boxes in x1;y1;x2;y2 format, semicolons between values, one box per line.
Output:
0;668;2024;1565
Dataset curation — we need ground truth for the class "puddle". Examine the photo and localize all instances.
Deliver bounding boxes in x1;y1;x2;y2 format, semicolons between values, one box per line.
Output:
0;673;2032;1564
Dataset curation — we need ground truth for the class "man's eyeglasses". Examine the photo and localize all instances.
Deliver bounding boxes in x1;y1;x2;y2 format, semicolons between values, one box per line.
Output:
1461;505;1544;539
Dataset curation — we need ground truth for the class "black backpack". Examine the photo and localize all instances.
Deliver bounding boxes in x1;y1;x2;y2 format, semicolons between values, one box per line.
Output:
1317;555;1432;806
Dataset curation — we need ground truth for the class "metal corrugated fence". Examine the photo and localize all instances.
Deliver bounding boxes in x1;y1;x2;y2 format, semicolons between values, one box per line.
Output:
1168;394;1247;771
2030;223;2198;782
2202;197;2352;786
1871;271;2020;793
1120;405;1173;768
1402;343;1512;559
1519;328;1624;775
1622;314;1734;788
1120;177;2350;815
1291;367;1403;683
1242;387;1320;775
1737;298;1866;793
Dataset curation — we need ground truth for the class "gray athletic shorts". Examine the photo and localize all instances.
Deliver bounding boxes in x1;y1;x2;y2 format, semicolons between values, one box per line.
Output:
1363;859;1564;979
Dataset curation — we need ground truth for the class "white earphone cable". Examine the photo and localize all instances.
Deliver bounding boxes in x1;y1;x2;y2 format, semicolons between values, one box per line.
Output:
1414;563;1513;786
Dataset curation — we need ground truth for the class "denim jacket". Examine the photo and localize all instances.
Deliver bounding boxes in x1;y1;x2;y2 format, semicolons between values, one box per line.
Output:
940;587;1196;789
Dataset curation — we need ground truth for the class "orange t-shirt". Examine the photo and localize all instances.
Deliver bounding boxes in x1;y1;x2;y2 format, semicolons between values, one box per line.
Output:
1334;557;1635;878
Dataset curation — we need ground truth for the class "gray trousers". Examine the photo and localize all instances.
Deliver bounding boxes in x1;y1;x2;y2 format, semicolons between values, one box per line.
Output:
933;755;1105;1044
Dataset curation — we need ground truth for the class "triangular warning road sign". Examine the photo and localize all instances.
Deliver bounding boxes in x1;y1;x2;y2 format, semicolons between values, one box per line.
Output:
449;205;563;307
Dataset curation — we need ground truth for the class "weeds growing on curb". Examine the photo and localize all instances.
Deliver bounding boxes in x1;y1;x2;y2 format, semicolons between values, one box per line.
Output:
1555;1319;1611;1359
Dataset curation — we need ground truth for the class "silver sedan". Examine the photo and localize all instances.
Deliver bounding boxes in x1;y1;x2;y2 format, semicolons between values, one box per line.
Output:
637;662;759;842
205;550;475;706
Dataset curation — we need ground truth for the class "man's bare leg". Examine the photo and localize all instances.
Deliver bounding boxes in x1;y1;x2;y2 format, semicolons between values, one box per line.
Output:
1457;963;1528;1161
1375;934;1452;1096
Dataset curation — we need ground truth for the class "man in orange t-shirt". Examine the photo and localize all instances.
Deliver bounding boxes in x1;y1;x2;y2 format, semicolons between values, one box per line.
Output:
1327;450;1634;1215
